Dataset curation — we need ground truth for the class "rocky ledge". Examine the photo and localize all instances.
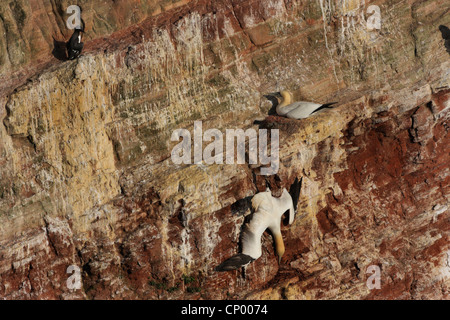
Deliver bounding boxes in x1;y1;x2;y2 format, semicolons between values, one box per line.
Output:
0;0;449;299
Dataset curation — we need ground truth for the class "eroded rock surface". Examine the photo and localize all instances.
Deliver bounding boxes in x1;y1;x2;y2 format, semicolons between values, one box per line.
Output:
0;0;449;299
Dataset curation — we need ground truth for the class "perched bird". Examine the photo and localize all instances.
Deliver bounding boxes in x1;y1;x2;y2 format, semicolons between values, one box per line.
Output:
67;27;84;60
438;25;450;54
216;181;301;271
275;90;337;119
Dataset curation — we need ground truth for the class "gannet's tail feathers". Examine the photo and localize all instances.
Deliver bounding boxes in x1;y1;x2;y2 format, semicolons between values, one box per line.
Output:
312;102;338;114
215;254;255;271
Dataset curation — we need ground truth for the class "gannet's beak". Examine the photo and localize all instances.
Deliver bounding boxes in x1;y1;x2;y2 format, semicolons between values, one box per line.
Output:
264;92;282;98
271;92;282;98
278;256;282;265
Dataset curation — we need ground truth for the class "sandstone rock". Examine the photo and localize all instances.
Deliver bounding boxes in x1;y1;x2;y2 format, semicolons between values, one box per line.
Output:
0;0;448;300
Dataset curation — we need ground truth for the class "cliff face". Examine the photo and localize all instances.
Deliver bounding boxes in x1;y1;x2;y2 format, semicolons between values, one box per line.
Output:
0;0;449;299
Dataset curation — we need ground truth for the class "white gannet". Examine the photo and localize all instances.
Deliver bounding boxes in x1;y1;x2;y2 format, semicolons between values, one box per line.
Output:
216;186;297;271
275;90;337;119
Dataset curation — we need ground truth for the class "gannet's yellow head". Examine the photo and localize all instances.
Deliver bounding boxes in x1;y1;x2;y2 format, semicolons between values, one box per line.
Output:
279;90;293;107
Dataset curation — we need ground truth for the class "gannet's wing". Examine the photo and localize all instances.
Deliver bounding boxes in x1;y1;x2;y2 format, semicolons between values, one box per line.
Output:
285;102;337;119
289;177;302;213
284;101;321;119
215;214;268;271
215;253;254;271
310;102;337;115
276;102;303;116
241;210;270;259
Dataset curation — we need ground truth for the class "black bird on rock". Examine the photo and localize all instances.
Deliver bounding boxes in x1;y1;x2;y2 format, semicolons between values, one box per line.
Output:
67;27;84;60
438;25;450;54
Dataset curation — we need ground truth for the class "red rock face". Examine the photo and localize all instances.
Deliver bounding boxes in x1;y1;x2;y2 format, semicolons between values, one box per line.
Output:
0;0;449;300
329;91;449;299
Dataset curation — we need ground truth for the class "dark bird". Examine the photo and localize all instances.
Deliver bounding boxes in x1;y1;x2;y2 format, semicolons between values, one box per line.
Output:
67;27;84;60
438;25;450;54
